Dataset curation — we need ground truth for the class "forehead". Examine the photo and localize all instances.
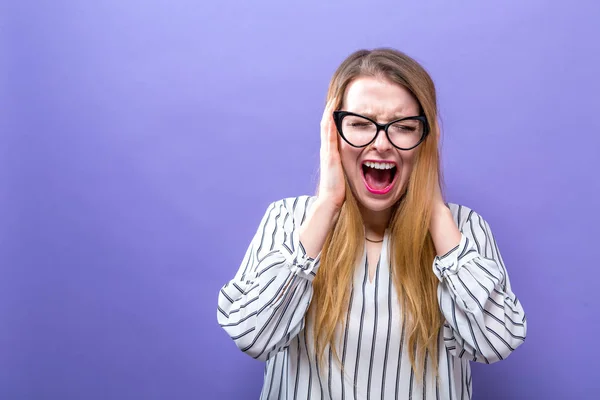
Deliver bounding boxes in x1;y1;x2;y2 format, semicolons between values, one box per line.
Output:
342;76;420;119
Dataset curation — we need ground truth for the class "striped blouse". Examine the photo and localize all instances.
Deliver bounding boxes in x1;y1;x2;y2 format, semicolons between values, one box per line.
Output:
217;195;527;399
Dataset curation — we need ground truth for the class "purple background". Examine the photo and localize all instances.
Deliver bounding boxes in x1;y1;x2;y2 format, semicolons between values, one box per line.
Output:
2;0;599;399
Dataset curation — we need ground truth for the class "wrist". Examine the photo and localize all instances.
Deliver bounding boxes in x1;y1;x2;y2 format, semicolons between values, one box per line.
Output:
299;198;340;259
314;197;342;220
429;203;461;256
430;202;451;227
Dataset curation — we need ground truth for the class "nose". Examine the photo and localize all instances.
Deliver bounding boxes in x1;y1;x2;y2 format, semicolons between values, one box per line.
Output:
371;126;393;152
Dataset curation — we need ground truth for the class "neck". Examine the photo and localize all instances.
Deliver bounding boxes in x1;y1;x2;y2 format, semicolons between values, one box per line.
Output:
359;204;393;239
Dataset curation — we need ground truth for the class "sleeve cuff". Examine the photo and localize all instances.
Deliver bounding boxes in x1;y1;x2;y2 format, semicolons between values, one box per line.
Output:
283;228;321;282
433;233;477;280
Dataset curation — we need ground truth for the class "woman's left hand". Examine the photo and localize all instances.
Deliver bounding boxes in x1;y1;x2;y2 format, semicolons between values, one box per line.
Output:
431;178;447;213
429;178;461;256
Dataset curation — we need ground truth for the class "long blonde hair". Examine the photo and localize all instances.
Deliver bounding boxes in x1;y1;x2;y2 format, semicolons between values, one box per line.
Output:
308;48;443;380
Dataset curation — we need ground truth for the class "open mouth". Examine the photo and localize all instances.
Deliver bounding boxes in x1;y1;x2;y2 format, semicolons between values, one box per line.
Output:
361;161;397;194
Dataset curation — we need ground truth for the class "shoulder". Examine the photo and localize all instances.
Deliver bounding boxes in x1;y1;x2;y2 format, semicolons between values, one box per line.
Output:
265;195;317;225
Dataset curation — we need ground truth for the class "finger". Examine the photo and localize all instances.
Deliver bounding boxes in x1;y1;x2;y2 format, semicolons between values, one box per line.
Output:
321;100;335;133
321;98;335;149
327;106;338;150
320;100;332;145
321;99;333;123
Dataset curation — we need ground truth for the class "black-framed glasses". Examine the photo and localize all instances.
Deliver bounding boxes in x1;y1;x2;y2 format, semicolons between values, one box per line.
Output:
333;111;430;150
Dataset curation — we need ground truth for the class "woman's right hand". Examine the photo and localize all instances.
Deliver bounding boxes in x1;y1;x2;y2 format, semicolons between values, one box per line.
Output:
298;100;346;257
317;99;346;211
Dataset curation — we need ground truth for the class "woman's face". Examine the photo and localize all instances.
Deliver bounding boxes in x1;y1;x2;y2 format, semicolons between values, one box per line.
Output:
339;76;422;213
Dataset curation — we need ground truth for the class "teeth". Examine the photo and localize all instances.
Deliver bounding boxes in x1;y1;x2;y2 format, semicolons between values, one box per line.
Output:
364;161;395;170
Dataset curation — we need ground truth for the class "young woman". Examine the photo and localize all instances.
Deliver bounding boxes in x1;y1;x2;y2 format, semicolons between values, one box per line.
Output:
217;48;527;399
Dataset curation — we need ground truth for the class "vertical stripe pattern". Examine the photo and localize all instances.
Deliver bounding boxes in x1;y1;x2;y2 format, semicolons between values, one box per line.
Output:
217;196;527;399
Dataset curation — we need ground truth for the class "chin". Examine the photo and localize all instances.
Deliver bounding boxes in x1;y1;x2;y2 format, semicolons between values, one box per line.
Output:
356;193;402;212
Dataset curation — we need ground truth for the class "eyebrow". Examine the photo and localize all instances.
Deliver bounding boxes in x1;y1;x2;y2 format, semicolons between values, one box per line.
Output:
352;110;410;120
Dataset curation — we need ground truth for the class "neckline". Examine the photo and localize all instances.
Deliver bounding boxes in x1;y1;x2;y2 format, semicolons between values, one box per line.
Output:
364;230;388;285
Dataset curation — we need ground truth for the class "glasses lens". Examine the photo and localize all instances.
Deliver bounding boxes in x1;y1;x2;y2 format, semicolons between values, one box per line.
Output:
341;115;377;146
388;119;424;149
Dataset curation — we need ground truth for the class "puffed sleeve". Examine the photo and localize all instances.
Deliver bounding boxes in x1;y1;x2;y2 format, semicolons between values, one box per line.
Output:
434;205;527;363
217;196;320;361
